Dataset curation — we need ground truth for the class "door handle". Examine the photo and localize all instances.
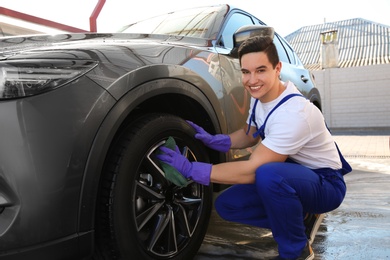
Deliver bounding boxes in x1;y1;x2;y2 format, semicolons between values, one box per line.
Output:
301;75;309;83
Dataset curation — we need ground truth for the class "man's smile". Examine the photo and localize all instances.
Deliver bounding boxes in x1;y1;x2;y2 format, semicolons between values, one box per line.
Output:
249;85;263;91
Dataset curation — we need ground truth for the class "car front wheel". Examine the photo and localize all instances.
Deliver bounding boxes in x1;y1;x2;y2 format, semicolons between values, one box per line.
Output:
94;114;213;260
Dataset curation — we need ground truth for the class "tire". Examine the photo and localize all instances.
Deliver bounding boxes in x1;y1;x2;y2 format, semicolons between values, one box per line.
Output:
94;114;213;260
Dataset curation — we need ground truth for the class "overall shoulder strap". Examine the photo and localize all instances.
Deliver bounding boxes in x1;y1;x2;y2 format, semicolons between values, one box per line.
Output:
253;93;304;139
325;123;352;175
246;99;259;135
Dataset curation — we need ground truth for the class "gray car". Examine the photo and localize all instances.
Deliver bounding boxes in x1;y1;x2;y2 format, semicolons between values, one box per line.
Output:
0;4;321;260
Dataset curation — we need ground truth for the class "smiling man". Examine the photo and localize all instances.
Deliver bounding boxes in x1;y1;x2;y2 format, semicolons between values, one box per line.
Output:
157;34;351;260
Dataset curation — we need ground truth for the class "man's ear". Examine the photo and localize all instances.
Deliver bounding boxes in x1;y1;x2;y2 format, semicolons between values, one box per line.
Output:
276;61;282;74
277;61;282;71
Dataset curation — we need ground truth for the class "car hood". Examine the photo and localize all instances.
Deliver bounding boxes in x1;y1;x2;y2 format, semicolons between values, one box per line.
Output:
0;33;215;94
0;33;211;60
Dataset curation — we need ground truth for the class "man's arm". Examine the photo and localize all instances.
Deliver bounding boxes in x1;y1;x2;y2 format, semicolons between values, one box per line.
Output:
156;126;287;186
210;142;288;184
229;124;260;149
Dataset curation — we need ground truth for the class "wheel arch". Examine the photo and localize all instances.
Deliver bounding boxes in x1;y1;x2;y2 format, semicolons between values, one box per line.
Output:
307;87;322;111
78;77;226;234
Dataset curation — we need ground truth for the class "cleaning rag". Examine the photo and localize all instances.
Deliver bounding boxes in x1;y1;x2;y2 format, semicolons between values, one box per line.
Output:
157;136;189;187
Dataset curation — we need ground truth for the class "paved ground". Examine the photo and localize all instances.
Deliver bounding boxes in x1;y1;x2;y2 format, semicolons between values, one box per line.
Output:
195;133;390;259
333;134;390;158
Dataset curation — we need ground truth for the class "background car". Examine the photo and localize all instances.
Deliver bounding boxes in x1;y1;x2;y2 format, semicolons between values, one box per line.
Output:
0;4;321;260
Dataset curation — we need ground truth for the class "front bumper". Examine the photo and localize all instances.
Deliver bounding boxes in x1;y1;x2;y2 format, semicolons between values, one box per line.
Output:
0;76;115;256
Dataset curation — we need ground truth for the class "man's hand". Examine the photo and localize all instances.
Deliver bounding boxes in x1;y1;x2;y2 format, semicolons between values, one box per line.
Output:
187;121;231;152
156;146;212;185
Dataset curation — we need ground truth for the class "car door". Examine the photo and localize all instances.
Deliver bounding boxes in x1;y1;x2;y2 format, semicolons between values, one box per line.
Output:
215;11;256;130
214;10;258;160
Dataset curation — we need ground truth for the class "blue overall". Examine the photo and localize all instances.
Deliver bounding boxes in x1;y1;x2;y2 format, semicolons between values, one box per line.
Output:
215;94;351;259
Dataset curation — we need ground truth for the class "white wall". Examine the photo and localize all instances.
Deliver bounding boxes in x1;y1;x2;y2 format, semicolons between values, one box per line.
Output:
313;64;390;129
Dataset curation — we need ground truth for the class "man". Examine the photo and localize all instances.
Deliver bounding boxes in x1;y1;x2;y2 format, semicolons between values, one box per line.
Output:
157;34;350;260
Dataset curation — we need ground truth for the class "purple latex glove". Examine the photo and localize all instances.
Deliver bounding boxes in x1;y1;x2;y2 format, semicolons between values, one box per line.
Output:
156;146;212;186
186;121;231;152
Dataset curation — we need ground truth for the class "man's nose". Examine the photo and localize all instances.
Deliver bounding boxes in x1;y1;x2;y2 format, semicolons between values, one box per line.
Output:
248;73;258;84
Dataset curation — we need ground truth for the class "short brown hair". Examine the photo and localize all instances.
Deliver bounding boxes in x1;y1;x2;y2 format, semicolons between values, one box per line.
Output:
238;36;279;68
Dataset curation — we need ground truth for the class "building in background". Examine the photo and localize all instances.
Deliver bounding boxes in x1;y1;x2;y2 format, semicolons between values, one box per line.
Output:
286;18;390;131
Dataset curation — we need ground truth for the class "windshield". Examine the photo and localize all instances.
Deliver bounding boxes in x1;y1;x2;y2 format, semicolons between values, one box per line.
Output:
119;5;226;39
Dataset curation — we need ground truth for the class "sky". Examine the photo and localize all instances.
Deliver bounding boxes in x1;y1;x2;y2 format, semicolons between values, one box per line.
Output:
1;0;390;36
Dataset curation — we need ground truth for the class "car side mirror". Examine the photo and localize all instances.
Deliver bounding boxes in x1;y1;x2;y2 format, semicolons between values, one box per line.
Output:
230;25;275;58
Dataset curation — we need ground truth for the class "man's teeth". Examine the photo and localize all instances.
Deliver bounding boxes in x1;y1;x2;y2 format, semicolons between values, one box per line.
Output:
251;86;261;90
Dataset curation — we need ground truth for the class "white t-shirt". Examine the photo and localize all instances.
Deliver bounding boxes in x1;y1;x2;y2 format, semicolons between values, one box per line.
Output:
246;81;342;170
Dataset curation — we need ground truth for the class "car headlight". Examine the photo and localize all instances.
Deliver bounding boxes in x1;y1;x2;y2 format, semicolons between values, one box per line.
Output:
0;59;98;100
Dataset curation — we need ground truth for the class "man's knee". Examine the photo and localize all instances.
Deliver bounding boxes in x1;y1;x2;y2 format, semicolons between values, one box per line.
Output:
255;162;285;190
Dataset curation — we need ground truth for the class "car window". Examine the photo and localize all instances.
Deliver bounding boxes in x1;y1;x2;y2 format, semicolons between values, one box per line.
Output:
282;37;299;65
274;34;301;65
219;12;254;49
120;6;222;38
274;34;290;64
252;17;266;26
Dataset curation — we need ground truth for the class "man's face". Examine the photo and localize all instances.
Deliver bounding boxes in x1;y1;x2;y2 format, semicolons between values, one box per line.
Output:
240;51;281;103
